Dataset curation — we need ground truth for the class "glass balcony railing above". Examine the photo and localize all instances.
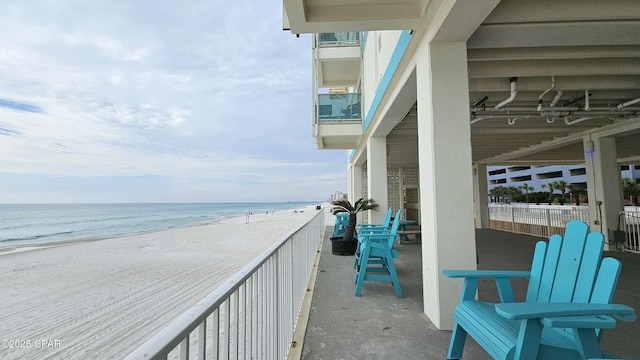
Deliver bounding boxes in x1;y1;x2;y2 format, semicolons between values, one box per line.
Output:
317;93;361;121
317;32;360;47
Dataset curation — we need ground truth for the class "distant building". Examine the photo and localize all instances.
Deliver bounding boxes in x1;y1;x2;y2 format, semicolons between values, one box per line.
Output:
487;165;640;192
330;191;348;202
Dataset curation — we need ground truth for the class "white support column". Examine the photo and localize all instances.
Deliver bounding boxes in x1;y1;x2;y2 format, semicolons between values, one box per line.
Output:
366;136;389;223
584;136;623;250
473;164;490;229
416;41;476;330
350;164;363;204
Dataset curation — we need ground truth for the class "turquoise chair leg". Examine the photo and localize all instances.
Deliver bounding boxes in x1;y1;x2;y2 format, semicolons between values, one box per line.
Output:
354;245;371;296
383;248;403;298
574;328;604;360
513;319;543;360
353;238;363;269
447;323;467;359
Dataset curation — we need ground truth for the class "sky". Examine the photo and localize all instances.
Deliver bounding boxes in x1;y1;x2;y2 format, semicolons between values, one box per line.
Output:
0;0;347;203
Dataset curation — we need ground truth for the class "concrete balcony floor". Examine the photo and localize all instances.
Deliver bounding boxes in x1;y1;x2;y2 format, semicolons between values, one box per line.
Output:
301;228;640;359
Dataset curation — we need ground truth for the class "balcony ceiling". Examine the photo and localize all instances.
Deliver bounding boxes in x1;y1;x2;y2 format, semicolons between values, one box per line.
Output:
385;0;640;167
283;0;430;34
317;46;361;87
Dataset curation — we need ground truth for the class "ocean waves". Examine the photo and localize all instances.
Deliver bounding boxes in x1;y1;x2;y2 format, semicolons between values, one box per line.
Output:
0;202;314;248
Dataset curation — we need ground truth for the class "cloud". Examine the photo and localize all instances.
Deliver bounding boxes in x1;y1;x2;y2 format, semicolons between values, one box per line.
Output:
0;0;347;202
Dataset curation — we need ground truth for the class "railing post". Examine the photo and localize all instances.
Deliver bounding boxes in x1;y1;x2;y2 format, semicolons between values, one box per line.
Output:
212;309;219;359
546;209;552;237
198;321;206;360
274;253;279;359
180;338;189;360
511;207;516;233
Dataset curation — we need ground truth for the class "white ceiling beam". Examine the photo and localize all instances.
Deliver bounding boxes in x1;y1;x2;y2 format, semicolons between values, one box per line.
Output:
484;0;640;24
472;127;591;135
468;58;640;78
476;131;587;164
618;155;640;164
469;21;640;49
430;0;501;43
467;46;640;62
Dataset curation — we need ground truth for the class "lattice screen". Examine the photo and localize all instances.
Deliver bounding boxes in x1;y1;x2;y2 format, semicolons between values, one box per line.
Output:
403;166;419;186
387;166;401;213
359;164;420;223
361;163;368;223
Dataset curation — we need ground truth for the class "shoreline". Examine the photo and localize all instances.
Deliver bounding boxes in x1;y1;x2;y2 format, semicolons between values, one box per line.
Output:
0;203;319;256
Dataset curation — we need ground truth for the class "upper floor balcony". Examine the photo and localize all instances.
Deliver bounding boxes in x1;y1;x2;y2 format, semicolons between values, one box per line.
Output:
314;32;361;88
314;92;362;149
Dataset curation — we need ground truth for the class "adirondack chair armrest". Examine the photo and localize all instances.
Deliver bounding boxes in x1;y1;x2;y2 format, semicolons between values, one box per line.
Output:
358;227;392;234
495;303;637;322
359;233;393;241
357;224;385;228
540;315;617;329
358;230;392;237
443;270;530;302
442;270;530;279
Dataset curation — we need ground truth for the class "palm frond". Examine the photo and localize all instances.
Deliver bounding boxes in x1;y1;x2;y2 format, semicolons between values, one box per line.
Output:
331;198;379;215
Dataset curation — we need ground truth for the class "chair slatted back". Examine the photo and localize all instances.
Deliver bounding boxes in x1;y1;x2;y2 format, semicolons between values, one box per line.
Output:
572;232;605;303
526;221;617;306
550;221;591;302
386;209;402;249
590;257;621;304
382;208;393;228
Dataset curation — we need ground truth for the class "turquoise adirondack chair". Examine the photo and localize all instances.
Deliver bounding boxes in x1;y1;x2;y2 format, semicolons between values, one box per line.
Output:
332;212;349;238
442;220;636;360
354;209;403;298
354;209;401;270
353;208;393;269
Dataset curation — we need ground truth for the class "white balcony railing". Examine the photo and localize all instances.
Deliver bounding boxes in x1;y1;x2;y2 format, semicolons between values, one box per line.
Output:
125;210;325;360
316;32;360;47
317;93;361;122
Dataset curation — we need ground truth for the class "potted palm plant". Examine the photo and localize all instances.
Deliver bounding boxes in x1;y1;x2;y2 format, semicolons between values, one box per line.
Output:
330;198;379;255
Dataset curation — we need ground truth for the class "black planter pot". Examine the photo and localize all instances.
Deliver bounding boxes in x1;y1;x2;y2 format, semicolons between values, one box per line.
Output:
330;236;357;256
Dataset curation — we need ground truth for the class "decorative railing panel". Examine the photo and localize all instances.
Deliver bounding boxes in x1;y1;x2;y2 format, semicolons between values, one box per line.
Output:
317;93;361;121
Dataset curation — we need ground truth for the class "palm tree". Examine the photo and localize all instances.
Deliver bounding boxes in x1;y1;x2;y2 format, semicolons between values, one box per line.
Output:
488;187;498;203
495;186;508;203
541;182;555;205
331;198;379;242
506;186;521;203
623;178;640;206
568;184;584;205
554;180;569;205
521;183;534;203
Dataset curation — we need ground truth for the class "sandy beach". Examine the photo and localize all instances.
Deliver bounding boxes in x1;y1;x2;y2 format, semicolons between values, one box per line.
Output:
0;205;320;360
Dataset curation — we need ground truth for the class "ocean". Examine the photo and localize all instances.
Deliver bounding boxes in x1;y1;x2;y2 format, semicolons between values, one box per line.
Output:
0;202;317;248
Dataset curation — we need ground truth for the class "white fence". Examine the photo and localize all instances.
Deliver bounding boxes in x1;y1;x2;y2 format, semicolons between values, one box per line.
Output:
489;204;640;254
620;210;640;254
126;209;325;360
489;204;590;237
